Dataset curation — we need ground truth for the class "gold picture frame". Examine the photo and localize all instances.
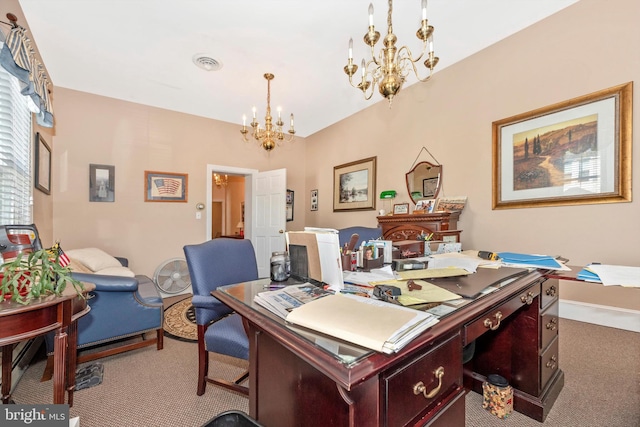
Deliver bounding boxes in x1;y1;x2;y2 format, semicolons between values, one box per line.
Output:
144;171;188;202
333;156;377;212
492;82;632;209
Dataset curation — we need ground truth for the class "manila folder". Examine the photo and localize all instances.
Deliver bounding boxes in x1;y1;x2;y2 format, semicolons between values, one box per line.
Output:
286;294;437;354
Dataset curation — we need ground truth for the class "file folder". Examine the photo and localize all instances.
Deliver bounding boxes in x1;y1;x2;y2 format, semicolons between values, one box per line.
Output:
497;252;564;270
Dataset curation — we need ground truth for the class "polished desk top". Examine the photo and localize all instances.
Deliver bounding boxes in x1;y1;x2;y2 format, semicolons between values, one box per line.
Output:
214;267;545;390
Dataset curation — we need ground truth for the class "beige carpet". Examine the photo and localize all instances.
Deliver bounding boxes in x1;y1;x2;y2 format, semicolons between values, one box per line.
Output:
10;319;640;427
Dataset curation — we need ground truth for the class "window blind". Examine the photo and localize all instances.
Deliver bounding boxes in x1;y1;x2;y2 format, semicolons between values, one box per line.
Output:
0;66;33;224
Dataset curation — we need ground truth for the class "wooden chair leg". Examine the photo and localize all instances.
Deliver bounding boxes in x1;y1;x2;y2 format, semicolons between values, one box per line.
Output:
197;324;208;396
41;355;55;382
157;328;164;350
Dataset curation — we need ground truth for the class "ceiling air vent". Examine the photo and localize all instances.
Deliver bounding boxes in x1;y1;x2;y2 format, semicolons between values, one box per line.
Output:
192;54;222;72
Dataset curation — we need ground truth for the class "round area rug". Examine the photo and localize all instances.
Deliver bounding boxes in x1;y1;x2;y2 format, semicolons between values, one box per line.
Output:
163;297;197;342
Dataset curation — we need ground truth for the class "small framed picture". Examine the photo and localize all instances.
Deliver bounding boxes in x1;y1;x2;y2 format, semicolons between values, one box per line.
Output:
310;189;318;211
393;203;409;215
90;164;115;202
144;171;188;202
34;132;51;195
416;199;436;213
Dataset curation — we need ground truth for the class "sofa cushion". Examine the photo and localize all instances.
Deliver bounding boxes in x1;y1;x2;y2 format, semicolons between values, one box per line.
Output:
66;248;122;272
94;266;136;277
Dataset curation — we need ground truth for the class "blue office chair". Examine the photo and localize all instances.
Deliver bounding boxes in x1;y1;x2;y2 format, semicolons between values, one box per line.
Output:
183;238;259;396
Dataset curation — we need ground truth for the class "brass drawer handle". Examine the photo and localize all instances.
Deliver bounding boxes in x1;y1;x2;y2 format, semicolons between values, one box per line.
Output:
546;318;558;331
413;366;445;399
483;311;503;331
520;291;534;305
546;355;557;370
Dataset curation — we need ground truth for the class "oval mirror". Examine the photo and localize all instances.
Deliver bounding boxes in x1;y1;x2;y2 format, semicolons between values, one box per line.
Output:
405;161;442;205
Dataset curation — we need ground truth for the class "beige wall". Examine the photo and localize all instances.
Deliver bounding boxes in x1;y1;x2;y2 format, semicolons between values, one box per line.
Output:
8;0;638;312
51;88;307;277
305;0;639;310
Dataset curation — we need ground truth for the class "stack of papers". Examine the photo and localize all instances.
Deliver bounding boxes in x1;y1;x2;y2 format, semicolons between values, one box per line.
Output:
497;252;570;271
577;265;601;282
285;293;439;354
579;264;640;287
254;283;332;318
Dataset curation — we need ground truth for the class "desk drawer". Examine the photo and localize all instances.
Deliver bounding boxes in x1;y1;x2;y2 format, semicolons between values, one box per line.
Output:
541;302;559;351
384;333;462;427
540;278;558;311
540;335;559;388
464;285;540;343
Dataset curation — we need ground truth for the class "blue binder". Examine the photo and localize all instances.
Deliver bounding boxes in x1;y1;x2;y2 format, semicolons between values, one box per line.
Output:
497;252;563;269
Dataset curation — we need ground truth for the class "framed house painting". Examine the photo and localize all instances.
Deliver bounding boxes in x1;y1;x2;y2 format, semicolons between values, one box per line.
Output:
333;157;377;212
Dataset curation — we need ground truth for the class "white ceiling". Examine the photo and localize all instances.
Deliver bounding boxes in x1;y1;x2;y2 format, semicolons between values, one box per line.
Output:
18;0;578;137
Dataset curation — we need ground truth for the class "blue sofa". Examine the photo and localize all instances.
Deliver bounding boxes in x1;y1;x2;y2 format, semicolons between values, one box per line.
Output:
337;226;382;249
42;251;163;378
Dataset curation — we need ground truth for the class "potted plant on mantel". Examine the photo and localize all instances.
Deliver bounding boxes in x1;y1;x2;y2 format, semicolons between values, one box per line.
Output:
0;249;85;305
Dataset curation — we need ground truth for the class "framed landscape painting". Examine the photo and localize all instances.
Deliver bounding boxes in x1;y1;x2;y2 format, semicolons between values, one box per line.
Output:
333;157;377;212
492;82;632;209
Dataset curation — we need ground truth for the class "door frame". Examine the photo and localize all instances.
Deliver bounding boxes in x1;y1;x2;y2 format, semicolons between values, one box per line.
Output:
206;164;258;242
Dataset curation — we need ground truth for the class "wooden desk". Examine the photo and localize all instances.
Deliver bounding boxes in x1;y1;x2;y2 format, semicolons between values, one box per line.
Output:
214;270;563;426
0;293;89;406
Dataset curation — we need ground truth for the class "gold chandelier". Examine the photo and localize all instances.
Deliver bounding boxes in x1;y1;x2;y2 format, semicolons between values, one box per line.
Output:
214;173;228;187
344;0;439;106
240;73;295;152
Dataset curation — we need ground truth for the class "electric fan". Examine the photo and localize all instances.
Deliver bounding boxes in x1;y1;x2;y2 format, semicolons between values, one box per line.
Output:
153;258;191;294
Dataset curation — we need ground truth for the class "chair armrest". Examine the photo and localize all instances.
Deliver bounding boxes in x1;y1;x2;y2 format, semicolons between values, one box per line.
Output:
191;294;223;310
115;257;129;267
71;272;138;292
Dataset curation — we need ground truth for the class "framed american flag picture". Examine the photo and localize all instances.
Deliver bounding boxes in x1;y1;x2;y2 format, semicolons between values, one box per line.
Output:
144;171;188;202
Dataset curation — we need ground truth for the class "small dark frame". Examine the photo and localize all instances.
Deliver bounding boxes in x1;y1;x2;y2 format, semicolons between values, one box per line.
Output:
34;132;51;195
89;164;115;202
286;189;294;221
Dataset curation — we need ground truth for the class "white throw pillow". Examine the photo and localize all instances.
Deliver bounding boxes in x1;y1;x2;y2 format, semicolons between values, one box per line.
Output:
65;248;122;272
94;266;136;277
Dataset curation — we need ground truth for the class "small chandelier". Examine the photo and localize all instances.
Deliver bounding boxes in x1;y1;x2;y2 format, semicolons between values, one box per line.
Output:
240;73;295;152
214;173;228;187
344;0;439;107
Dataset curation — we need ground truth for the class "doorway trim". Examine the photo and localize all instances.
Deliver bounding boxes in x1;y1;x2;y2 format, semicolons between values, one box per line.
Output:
206;164;258;242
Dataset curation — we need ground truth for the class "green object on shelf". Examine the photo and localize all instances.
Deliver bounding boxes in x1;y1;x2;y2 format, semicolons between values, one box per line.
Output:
379;190;397;199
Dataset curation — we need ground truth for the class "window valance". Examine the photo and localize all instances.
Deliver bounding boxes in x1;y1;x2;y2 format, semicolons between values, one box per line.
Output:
0;13;53;128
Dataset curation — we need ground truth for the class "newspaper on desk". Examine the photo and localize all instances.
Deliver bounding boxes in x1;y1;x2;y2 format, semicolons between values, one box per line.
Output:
254;283;332;318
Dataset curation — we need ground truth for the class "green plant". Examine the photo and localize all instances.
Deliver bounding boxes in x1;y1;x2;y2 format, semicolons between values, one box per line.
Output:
1;249;85;305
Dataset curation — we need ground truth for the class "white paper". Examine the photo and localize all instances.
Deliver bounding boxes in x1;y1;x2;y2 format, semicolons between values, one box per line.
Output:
587;264;640;287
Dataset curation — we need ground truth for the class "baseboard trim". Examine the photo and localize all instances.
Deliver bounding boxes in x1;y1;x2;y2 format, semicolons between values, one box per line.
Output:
559;299;640;333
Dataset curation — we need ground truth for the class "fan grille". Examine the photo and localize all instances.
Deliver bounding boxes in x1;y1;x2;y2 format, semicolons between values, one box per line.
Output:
154;258;191;294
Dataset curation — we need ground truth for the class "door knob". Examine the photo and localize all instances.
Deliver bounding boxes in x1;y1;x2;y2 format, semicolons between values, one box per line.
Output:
279;230;284;233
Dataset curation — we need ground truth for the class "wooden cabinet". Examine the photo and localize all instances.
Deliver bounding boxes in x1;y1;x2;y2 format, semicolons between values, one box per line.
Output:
377;212;462;243
463;277;563;422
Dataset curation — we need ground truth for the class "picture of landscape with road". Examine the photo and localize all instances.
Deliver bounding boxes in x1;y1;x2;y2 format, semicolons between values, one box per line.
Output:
512;114;598;191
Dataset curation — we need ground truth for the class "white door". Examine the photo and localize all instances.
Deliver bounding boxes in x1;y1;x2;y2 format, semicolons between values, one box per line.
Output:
252;168;287;278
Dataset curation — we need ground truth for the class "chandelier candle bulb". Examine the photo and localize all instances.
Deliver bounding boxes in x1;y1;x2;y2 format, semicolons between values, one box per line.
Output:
422;0;427;20
349;38;353;59
368;3;374;26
